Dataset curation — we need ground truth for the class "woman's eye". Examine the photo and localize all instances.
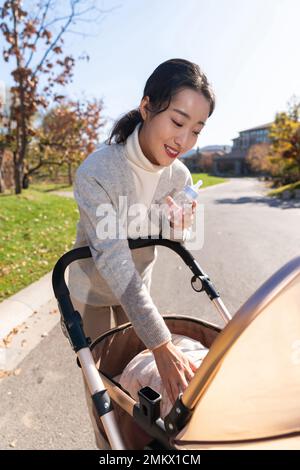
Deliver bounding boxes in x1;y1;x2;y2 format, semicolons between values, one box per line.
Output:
172;119;183;127
172;119;201;136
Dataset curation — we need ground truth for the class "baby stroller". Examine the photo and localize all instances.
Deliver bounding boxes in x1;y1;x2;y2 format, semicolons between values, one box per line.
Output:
52;237;300;450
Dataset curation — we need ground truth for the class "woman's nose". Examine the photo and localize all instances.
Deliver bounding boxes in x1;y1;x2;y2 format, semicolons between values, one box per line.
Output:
174;130;190;150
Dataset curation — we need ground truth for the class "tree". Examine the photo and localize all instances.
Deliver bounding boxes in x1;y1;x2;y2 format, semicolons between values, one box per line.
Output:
0;150;6;192
267;98;300;184
27;98;105;184
0;0;111;193
245;142;271;175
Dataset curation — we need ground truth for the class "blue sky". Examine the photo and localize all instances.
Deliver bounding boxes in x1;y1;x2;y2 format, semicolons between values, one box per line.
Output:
1;0;300;148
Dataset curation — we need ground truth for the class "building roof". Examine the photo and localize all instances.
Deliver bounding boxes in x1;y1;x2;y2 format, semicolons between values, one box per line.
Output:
239;122;273;133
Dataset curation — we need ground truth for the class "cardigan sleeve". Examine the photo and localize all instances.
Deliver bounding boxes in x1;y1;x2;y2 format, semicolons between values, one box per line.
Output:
73;168;172;350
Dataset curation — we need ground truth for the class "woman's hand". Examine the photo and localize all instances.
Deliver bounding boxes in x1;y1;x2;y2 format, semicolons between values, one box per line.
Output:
165;196;197;231
152;340;198;404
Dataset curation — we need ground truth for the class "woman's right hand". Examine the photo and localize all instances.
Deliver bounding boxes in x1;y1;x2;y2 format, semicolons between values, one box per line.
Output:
152;340;198;405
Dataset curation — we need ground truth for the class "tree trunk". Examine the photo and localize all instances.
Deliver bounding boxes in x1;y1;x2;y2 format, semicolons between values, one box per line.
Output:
0;171;5;193
68;162;73;186
0;154;5;193
22;171;29;189
13;152;23;195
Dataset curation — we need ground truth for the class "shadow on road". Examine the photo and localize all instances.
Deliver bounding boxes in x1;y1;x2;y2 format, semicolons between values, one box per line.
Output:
214;196;300;210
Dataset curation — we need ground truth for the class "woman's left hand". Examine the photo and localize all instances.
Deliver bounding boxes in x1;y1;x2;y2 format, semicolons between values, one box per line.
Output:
166;196;197;231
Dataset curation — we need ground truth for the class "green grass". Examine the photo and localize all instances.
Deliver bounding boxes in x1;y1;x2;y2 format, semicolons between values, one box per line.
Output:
191;173;227;187
0;188;78;302
268;180;300;197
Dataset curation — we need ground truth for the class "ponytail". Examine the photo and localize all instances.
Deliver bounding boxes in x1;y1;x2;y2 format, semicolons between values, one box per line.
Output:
107;109;143;145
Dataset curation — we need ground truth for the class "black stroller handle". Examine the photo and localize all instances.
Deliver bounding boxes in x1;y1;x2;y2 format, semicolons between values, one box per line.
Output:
52;237;222;353
52;236;219;300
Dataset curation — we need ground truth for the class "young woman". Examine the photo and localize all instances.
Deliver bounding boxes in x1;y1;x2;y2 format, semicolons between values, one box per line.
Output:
68;58;215;448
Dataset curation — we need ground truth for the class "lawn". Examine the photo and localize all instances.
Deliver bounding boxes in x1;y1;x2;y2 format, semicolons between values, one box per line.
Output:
191;173;227;187
0;188;78;301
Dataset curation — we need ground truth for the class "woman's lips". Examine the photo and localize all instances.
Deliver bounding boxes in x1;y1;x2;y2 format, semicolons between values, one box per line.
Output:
164;144;179;159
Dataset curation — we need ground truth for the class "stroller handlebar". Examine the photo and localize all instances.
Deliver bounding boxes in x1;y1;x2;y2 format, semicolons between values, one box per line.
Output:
52;236;210;300
52;237;230;353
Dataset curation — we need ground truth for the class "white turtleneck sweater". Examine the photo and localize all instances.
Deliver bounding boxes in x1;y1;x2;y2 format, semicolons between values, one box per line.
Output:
124;123;165;237
124;122;164;209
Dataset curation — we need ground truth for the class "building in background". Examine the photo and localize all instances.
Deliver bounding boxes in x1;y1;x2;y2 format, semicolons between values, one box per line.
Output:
181;145;231;173
212;123;272;176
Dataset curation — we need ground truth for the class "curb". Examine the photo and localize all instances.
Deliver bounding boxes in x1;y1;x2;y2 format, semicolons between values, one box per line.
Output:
0;270;68;342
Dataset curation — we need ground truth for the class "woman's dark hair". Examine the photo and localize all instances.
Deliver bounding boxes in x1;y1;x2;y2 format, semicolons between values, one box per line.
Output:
107;58;215;145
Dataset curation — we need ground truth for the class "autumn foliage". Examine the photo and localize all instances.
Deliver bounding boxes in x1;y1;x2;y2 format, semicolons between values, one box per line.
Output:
28;99;104;185
0;0;105;193
246;99;300;185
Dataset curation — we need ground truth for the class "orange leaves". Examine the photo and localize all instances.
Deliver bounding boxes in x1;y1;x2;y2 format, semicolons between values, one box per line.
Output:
41;29;52;44
22;20;37;37
53;46;62;54
39;97;104;167
267;102;300;183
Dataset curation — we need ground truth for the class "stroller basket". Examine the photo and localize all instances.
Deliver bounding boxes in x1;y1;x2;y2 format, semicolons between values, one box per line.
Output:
87;315;221;450
52;237;300;450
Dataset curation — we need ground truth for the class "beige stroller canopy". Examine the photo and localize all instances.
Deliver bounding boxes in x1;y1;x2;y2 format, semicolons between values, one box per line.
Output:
175;256;300;449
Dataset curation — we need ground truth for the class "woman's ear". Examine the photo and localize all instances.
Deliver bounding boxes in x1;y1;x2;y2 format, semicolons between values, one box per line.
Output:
139;96;150;121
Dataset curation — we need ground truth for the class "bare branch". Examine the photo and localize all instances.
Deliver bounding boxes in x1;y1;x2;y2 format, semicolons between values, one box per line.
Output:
32;10;74;78
25;0;52;68
43;3;119;29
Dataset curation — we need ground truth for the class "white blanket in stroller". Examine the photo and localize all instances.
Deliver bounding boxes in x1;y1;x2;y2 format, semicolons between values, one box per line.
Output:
119;334;208;418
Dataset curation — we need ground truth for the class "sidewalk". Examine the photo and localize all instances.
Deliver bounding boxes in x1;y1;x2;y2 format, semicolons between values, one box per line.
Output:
0;270;68;375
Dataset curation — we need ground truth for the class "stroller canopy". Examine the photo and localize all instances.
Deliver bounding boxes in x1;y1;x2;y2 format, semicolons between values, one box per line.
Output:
177;256;300;445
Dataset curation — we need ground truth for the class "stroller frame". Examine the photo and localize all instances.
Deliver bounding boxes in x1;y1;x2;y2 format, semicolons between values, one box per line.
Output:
52;236;232;450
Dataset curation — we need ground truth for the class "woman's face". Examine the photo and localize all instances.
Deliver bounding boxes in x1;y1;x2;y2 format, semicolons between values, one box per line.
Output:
138;87;211;166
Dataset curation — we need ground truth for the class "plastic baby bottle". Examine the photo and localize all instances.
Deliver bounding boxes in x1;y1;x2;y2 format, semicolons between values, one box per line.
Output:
165;179;203;220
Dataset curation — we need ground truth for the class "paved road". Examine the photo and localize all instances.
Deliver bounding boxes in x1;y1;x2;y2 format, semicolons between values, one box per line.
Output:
1;177;299;449
152;177;300;325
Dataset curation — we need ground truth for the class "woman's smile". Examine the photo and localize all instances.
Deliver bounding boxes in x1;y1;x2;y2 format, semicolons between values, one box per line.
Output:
164;144;179;159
